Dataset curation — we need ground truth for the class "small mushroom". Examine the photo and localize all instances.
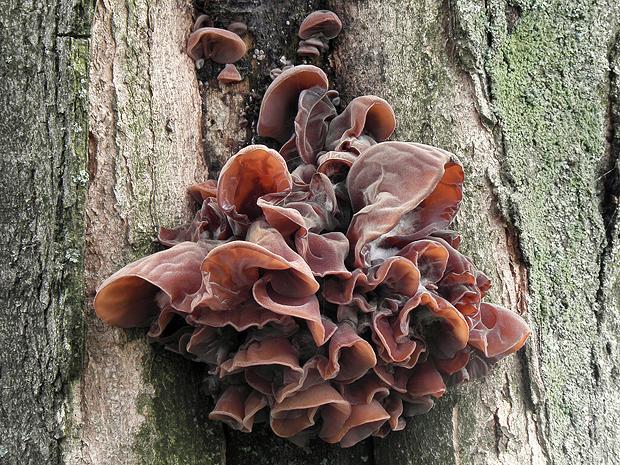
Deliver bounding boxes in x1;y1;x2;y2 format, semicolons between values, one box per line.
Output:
193;14;214;31
227;20;248;36
187;27;246;63
297;42;321;57
297;43;321;57
298;10;342;41
297;10;342;56
269;67;283;80
297;37;329;57
301;37;328;51
217;63;242;83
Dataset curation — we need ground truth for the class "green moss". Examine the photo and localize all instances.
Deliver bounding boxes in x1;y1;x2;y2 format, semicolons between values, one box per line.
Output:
133;347;225;465
486;0;608;457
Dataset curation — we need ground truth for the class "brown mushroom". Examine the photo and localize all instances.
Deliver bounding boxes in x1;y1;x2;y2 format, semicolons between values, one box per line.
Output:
300;37;328;51
296;42;321;57
217;63;242;83
297;37;330;57
294;87;338;164
94;45;532;448
297;11;341;57
187;27;246;63
270;383;351;438
320;400;390;447
468;303;531;359
217;145;292;229
257;65;329;143
345;141;461;268
94;241;212;328
227;20;248;36
298;10;342;40
193;14;213;31
325;95;396;153
209;385;253;432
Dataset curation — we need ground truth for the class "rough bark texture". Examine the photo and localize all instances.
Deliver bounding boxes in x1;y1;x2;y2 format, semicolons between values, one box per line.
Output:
75;0;224;463
3;0;618;463
0;0;91;463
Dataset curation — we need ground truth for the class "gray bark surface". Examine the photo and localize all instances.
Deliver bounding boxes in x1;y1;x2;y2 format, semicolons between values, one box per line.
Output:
0;0;91;463
2;0;619;463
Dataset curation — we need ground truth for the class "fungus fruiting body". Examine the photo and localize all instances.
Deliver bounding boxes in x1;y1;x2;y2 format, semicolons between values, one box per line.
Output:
297;10;342;57
187;27;246;63
97;22;529;447
227;21;248;36
188;17;246;81
217;63;242;83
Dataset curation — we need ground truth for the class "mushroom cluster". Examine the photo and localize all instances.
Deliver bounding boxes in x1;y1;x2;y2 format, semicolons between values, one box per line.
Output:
188;15;247;83
94;64;530;447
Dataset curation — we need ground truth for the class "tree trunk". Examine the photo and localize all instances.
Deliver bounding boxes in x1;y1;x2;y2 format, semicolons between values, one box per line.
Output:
2;0;619;463
0;0;91;463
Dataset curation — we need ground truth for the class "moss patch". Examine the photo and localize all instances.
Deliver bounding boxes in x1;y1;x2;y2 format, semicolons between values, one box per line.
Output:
486;0;614;460
134;346;225;465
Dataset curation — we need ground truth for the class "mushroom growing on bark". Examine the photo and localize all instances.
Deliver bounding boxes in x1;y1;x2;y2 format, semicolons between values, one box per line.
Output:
257;65;329;143
187;27;246;63
297;10;342;57
95;61;530;448
187;18;246;81
227;20;248;36
217;63;242;83
193;14;214;31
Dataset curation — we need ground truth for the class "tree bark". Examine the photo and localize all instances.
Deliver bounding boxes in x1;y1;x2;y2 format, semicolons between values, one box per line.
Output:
2;0;619;463
0;0;91;463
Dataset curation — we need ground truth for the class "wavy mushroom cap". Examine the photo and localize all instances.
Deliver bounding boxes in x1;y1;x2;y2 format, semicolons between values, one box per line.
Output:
257;65;329;143
187;27;246;63
209;385;259;432
217;63;242;83
321;400;390;447
325;96;396;153
194;221;329;346
270;383;351;438
217;145;292;222
299;10;342;40
469;303;531;359
294;87;338;165
346;141;463;267
94;242;211;327
188;179;218;203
